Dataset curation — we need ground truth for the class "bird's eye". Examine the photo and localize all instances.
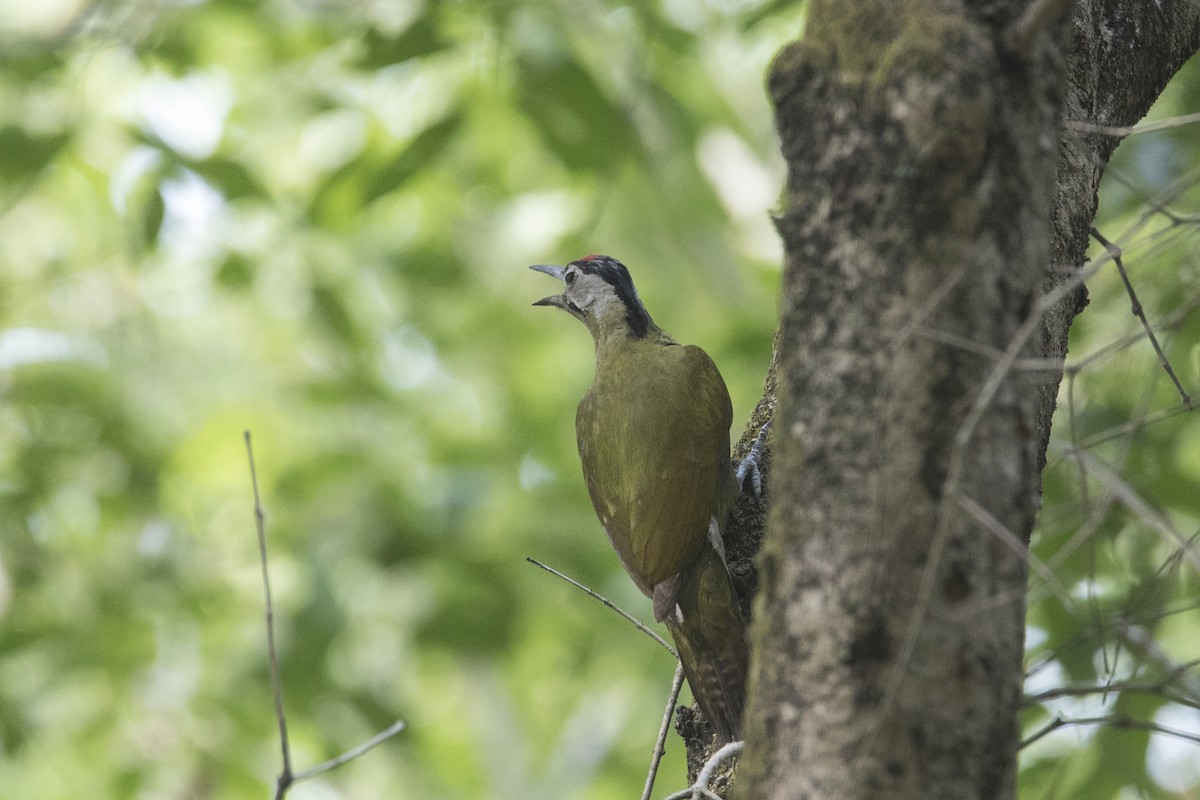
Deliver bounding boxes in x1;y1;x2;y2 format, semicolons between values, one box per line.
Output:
565;270;577;286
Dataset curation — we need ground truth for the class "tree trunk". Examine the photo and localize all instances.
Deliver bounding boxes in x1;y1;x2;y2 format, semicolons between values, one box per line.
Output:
728;1;1200;798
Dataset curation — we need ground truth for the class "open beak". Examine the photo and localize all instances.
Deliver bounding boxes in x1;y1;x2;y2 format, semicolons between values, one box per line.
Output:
529;264;567;309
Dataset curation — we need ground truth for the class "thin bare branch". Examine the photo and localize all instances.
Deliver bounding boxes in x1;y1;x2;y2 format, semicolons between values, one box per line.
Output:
1025;653;1200;710
1115;170;1200;257
1075;450;1200;574
889;264;969;352
693;741;744;794
1066;111;1200;138
956;496;1071;606
661;740;744;800
291;719;408;783
1115;622;1200;700
914;327;1064;376
642;664;686;800
245;431;293;799
1025;681;1200;712
662;787;723;800
1064;405;1191;454
526;557;677;657
1090;227;1193;408
1066;295;1200;373
1022;714;1200;749
1065;372;1090;507
246;431;406;799
866;238;1118;762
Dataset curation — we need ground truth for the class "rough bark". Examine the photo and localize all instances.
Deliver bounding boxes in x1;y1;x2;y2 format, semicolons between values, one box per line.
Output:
721;1;1200;799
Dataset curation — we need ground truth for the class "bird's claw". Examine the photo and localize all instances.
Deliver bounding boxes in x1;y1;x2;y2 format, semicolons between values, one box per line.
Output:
735;421;769;498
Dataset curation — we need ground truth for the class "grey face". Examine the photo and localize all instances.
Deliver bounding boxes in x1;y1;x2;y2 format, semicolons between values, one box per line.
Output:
530;255;651;338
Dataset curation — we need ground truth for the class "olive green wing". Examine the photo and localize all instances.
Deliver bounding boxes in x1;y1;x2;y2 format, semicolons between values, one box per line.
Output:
626;344;733;586
576;386;656;596
576;344;733;603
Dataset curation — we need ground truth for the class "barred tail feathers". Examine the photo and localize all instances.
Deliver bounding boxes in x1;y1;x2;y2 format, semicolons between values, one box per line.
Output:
663;545;748;743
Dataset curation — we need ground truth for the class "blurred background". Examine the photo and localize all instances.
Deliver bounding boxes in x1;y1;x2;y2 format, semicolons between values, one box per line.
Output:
0;1;1197;798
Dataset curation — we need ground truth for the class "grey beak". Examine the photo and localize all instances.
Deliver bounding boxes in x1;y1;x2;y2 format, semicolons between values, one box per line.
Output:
530;263;567;308
529;264;566;280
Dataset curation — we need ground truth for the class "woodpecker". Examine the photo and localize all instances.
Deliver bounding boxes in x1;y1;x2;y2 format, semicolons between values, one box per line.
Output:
531;254;752;743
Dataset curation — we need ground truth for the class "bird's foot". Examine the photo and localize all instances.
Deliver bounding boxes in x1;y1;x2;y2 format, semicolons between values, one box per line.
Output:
734;421;770;498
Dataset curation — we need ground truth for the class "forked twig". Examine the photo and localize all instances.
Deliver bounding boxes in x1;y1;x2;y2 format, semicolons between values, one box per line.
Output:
642;664;686;800
1090;227;1193;409
1074;449;1200;574
1025;664;1200;711
864;233;1121;762
245;431;293;798
291;719;408;782
1066;295;1200;374
956;496;1071;606
661;740;744;800
527;557;690;796
1065;405;1192;454
1022;714;1200;750
245;431;406;799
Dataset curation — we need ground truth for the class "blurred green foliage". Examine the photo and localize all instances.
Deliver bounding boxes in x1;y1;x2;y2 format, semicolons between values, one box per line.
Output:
0;1;1197;798
1020;65;1200;798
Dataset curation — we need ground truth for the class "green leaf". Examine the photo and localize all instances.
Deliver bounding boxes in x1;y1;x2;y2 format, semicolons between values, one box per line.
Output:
184;157;267;201
363;113;463;202
309;113;463;225
0;127;70;184
215;253;254;290
516;55;640;172
140;186;165;246
358;14;450;69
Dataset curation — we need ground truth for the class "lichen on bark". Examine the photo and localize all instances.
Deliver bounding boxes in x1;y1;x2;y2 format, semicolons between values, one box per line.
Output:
743;1;1067;798
670;4;1200;797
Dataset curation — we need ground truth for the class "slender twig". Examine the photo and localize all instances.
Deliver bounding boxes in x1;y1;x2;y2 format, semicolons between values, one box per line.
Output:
1025;681;1200;711
663;787;722;800
890;264;969;352
291;719;408;783
245;431;293;799
956;496;1071;606
661;740;744;800
1064;405;1192;454
642;664;686;800
1090;227;1193;409
1065;372;1089;507
866;229;1125;760
1075;449;1200;574
1020;714;1065;749
526;557;677;657
1022;714;1200;749
1065;111;1200;138
1114;167;1200;248
1107;165;1200;226
1003;0;1074;57
693;741;744;795
1066;296;1200;374
1037;348;1173;608
246;431;406;799
1114;623;1200;700
914;328;1064;376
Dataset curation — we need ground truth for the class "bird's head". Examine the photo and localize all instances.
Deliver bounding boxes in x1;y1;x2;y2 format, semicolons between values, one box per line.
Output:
530;254;653;341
